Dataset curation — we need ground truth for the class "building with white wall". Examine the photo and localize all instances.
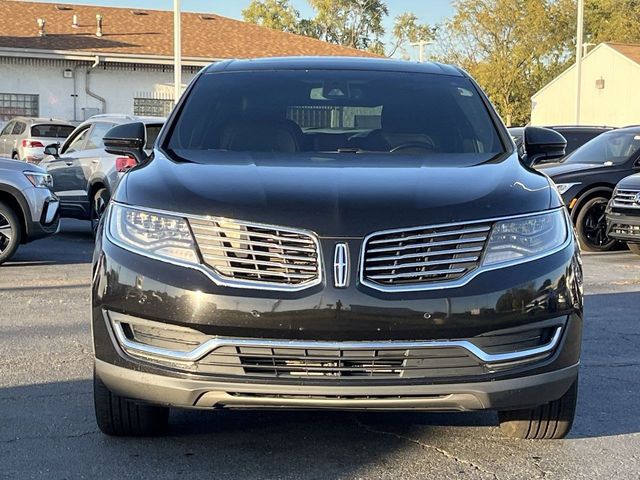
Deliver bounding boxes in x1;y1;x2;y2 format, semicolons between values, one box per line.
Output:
0;1;375;126
531;43;640;127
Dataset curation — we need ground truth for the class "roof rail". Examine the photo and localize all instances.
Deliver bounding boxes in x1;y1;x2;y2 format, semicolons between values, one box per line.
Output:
88;113;136;121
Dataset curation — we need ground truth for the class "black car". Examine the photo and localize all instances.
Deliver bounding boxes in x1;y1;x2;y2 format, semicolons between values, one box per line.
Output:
509;125;613;160
538;127;640;251
91;57;583;440
607;173;640;255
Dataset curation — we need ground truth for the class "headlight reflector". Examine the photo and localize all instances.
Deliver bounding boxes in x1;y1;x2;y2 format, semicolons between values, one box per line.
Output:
483;210;568;266
554;182;580;195
108;204;198;263
24;171;53;189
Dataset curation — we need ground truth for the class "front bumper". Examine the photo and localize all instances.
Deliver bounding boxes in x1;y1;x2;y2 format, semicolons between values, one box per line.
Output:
92;229;583;412
607;210;640;243
21;186;60;241
95;359;579;411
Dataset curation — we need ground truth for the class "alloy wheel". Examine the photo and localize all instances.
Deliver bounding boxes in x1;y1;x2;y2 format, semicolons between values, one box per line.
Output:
0;211;13;254
581;199;611;248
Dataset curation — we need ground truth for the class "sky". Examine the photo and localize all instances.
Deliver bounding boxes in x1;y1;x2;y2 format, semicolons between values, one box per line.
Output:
34;0;454;56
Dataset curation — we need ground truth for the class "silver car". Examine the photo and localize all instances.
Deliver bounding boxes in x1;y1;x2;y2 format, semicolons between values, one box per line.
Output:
0;117;75;163
41;114;164;235
0;157;60;265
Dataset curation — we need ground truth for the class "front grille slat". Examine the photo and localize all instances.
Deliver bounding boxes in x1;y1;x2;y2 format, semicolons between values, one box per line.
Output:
367;235;488;254
362;221;492;288
189;218;321;288
612;189;640;209
368;225;491;245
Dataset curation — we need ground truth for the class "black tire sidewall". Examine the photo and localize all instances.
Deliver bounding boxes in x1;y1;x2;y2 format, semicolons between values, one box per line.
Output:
0;202;21;264
575;196;616;252
91;188;110;238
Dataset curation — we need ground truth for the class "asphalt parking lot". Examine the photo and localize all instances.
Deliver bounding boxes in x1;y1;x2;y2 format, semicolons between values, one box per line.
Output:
1;219;639;480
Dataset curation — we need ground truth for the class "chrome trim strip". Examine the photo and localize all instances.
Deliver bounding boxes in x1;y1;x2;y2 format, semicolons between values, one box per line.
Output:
359;208;573;292
110;316;563;365
104;202;323;292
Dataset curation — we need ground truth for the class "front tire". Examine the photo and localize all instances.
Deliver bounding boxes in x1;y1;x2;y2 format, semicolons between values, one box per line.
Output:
94;370;169;436
575;197;617;252
0;201;21;265
498;378;578;439
628;243;640;256
90;188;110;238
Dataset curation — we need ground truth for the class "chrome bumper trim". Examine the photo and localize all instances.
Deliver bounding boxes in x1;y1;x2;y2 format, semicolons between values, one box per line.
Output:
109;313;563;366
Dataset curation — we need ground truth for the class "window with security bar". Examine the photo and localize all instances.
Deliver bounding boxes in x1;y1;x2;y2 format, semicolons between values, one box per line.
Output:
0;93;39;121
133;97;174;117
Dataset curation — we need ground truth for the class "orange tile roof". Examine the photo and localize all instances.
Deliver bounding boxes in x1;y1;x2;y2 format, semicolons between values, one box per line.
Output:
0;0;379;60
606;43;640;65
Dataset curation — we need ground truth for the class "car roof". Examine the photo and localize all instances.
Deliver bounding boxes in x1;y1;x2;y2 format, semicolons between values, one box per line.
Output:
8;117;73;125
205;56;464;77
84;114;166;126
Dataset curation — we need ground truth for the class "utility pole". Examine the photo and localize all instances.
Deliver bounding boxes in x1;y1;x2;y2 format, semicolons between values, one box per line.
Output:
575;0;584;125
173;0;182;105
411;40;432;63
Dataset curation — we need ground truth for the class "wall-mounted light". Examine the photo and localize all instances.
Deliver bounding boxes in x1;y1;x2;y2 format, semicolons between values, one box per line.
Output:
595;77;605;90
63;69;74;78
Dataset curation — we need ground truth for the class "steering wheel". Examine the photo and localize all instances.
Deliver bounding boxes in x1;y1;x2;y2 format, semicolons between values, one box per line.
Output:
390;142;436;153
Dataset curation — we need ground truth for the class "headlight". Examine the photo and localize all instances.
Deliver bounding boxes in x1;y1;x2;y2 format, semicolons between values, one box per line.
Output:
554;182;580;194
108;203;198;263
483;210;568;266
24;171;53;189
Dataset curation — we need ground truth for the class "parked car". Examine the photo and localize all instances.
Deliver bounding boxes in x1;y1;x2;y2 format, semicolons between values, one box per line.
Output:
92;57;582;440
538;126;640;251
0;157;60;264
40;114;164;235
0;117;74;163
606;173;640;255
508;125;613;161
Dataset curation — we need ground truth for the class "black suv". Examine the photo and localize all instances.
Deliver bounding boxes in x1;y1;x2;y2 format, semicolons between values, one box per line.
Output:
92;57;583;439
538;127;640;251
607;173;640;255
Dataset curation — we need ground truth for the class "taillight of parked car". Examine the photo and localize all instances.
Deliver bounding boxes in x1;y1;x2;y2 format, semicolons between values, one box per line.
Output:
115;157;138;173
22;139;44;148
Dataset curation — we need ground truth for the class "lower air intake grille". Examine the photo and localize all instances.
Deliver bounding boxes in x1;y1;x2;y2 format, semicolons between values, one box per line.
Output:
189;218;321;288
362;221;492;288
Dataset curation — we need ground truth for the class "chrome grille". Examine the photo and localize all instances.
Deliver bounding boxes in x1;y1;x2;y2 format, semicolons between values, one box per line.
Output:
189;218;321;287
612;189;640;209
362;222;492;288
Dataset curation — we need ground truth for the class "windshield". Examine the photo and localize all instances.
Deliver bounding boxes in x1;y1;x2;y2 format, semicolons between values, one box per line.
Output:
166;70;504;158
31;124;74;138
563;130;640;165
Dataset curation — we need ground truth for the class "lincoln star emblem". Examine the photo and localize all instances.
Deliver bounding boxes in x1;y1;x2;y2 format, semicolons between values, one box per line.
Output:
635;192;640;205
333;243;349;288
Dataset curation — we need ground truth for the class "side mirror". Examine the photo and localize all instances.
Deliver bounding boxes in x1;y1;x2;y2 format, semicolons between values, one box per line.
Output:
522;126;567;167
44;143;59;158
104;122;148;164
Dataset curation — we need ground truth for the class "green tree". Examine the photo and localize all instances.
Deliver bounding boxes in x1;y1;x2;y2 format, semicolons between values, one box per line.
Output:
389;13;436;58
242;0;301;33
435;0;572;126
306;0;388;50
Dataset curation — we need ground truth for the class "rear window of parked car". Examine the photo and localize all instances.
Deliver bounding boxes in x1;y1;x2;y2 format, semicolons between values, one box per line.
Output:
31;124;74;138
167;70;504;157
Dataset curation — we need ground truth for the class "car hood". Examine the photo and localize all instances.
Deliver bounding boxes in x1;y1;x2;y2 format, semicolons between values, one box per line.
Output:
536;161;618;178
617;173;640;190
0;156;46;173
119;151;554;237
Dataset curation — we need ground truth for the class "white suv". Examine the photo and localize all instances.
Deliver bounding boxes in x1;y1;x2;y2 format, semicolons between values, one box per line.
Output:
0;117;75;163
